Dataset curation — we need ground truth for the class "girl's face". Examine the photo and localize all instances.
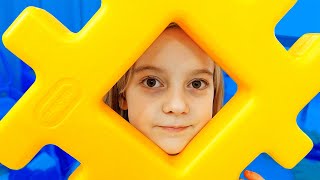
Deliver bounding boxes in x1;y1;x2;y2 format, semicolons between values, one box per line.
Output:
121;27;215;155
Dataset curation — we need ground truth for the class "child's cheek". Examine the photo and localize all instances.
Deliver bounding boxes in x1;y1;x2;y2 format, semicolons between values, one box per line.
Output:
190;94;214;119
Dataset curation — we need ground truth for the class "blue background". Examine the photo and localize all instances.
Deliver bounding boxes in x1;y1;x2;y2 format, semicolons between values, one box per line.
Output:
0;0;319;179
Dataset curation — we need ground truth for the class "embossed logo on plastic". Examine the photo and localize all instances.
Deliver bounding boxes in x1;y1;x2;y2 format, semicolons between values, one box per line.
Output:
36;79;80;127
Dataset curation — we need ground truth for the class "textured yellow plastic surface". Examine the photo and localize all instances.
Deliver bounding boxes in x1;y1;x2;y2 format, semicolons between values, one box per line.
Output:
1;0;320;179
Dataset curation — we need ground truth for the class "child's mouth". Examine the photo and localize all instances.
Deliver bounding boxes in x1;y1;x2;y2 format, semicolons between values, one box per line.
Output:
157;125;191;133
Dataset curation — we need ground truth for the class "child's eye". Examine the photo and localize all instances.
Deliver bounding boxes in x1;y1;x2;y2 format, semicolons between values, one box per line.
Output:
142;77;162;88
189;79;208;90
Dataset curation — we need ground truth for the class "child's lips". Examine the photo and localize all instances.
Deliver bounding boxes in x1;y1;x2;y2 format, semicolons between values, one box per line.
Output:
157;125;191;133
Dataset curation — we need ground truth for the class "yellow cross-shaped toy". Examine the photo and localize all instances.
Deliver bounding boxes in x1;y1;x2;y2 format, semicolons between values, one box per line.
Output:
1;0;320;179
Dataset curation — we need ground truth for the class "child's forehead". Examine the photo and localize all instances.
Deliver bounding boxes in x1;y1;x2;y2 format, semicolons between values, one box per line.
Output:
136;28;213;67
155;28;196;48
132;56;214;76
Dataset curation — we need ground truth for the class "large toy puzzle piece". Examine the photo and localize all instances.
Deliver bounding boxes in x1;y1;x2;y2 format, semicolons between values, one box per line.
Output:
1;0;320;179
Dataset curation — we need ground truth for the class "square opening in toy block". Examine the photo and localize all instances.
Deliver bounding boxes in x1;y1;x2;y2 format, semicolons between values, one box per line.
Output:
103;22;237;155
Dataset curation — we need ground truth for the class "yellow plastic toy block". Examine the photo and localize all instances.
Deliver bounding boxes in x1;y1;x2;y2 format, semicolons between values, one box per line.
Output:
1;0;320;179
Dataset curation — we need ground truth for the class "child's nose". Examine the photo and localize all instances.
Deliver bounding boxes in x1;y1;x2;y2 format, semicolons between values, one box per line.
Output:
162;89;190;115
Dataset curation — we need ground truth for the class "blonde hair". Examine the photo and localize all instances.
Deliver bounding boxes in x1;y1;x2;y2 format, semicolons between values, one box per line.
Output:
104;23;224;120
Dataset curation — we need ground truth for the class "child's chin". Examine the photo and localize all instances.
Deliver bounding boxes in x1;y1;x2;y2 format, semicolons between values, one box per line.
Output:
165;149;181;156
159;142;187;155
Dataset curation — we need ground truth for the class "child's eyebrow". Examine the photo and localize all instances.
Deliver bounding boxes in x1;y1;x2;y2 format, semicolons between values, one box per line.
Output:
191;69;214;77
133;66;213;76
133;65;163;74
